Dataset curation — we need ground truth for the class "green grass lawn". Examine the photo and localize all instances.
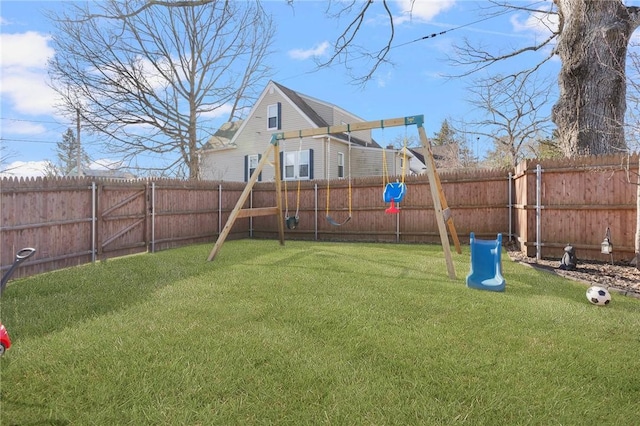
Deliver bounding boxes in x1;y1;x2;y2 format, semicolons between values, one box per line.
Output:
1;240;639;425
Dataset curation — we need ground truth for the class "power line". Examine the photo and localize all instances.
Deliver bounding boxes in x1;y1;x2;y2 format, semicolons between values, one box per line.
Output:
0;138;58;145
0;117;72;126
390;2;547;51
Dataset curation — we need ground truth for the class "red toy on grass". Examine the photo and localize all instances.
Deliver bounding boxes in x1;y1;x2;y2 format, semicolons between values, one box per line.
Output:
0;323;10;356
0;247;36;356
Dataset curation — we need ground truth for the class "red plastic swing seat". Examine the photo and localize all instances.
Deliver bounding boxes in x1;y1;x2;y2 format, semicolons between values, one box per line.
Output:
385;199;400;214
384;182;405;214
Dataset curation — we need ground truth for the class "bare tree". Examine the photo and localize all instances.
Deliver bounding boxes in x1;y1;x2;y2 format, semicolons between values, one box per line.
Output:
625;37;640;267
467;73;554;167
319;1;640;157
0;146;17;175
552;1;639;156
431;119;475;169
627;37;640;151
48;0;275;179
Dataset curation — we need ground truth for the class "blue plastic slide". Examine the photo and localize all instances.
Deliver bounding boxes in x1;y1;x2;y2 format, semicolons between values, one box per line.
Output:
466;232;506;292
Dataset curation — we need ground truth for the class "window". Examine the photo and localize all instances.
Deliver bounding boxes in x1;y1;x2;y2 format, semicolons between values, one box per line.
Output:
282;149;313;180
337;152;344;178
284;151;296;179
244;154;262;182
267;103;281;130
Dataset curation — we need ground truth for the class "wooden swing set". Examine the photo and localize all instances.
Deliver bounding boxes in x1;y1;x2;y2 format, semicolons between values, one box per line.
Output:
207;115;461;279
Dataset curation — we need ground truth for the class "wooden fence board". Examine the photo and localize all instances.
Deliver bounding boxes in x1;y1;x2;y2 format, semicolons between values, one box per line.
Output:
1;153;638;280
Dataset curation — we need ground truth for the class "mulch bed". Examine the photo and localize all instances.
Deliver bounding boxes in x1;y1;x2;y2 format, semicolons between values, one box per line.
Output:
506;249;640;299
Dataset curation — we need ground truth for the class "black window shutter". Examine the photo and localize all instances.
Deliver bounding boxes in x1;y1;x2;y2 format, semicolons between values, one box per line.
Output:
277;102;282;130
244;155;248;182
308;149;314;180
279;151;284;180
258;154;262;182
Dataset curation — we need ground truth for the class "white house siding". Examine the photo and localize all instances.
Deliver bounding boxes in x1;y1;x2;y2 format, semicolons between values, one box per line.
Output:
330;109;373;145
200;81;389;182
349;146;400;179
200;147;241;181
302;96;373;145
302;97;334;125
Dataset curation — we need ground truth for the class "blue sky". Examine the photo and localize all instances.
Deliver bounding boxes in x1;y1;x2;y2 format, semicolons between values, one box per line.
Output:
0;0;582;177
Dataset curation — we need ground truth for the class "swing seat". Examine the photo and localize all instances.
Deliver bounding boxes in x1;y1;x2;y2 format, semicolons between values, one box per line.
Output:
286;216;299;230
385;199;400;214
384;182;406;203
326;215;351;226
466;232;506;292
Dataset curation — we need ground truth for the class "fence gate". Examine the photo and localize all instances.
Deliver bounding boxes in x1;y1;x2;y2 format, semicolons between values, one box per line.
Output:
96;182;149;259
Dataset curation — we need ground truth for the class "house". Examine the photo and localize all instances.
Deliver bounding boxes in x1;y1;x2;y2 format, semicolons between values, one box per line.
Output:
199;81;409;183
405;147;428;175
69;166;136;180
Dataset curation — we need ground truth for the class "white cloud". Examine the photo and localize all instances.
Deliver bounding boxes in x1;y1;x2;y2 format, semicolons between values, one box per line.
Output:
199;103;234;119
2;69;59;115
2;31;53;67
376;71;392;88
1;119;47;135
510;10;558;36
395;0;456;24
0;31;60;116
288;41;330;60
0;160;50;177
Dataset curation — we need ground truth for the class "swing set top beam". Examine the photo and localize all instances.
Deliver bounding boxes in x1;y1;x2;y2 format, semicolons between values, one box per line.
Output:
270;115;424;144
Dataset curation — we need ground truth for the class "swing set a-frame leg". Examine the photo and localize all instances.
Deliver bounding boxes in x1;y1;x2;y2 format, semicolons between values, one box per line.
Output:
207;143;285;261
418;125;459;279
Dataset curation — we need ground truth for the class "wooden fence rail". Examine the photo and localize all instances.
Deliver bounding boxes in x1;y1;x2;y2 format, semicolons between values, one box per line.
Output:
1;153;637;280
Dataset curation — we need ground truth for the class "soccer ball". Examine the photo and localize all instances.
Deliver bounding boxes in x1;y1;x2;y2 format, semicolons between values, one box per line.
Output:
586;286;611;306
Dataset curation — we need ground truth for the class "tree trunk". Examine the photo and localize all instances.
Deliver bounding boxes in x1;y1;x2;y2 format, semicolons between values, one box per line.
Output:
552;0;639;156
636;154;640;269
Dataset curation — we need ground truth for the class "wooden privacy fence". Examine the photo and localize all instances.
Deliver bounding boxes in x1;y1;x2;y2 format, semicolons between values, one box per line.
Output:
513;154;638;261
1;153;638;279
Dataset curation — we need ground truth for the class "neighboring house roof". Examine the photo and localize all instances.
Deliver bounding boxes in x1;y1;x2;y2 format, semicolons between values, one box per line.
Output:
408;148;425;165
411;146;447;162
202;81;381;151
203;120;243;150
273;82;379;148
70;167;136;180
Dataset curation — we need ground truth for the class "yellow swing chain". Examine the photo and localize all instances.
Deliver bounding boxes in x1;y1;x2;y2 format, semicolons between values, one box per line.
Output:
347;132;352;216
325;128;353;218
401;125;408;184
325;138;331;217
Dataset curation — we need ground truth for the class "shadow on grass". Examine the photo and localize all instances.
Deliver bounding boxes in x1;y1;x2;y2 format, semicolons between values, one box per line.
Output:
2;240;636;343
0;390;70;425
1;244;216;341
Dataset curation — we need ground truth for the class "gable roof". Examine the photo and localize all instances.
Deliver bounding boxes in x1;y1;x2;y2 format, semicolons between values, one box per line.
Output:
203;120;242;150
408;148;425;164
201;81;382;151
269;81;380;148
273;82;330;129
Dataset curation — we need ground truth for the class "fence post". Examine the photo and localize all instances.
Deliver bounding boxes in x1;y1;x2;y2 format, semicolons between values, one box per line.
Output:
218;184;222;235
314;183;318;241
536;164;542;260
249;189;253;238
151;181;156;253
396;205;400;242
508;172;513;242
91;181;96;263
